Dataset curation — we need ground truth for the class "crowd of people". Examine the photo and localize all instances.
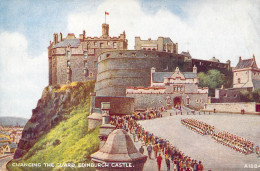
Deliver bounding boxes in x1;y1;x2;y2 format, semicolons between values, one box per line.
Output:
181;118;215;135
212;131;255;155
109;107;204;171
181;118;259;157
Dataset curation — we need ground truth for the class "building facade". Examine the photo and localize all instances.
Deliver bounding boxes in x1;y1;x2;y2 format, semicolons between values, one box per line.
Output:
135;37;178;53
233;55;260;91
48;23;128;85
126;66;209;110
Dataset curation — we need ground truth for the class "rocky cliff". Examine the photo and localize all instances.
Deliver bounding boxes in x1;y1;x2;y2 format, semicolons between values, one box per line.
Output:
14;81;97;160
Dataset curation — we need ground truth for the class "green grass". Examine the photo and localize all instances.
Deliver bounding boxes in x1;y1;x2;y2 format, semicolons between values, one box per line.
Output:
8;81;99;171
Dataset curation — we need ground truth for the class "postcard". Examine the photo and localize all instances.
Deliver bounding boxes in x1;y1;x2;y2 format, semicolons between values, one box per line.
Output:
0;0;260;170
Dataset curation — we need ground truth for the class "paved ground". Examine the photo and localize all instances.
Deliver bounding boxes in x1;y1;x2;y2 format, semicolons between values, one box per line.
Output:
137;112;260;171
0;155;13;171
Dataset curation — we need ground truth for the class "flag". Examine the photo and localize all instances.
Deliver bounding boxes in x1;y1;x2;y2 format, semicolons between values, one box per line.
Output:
105;11;109;15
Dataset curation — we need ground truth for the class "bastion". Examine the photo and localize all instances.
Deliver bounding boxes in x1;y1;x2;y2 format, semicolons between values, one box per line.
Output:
95;50;189;97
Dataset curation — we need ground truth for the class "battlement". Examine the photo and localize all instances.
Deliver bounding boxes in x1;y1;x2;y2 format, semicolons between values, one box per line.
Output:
98;50;185;63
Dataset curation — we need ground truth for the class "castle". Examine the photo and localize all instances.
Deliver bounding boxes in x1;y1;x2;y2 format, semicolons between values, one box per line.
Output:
48;22;238;116
48;23;127;85
48;23;231;86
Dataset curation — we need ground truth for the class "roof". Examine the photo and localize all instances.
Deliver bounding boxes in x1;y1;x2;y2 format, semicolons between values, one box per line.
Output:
181;51;191;58
235;58;254;69
52;39;81;48
252;80;260;89
8;143;17;149
0;143;8;147
183;72;197;79
0;137;9;141
0;131;10;135
163;37;173;44
152;72;173;83
91;129;147;162
152;72;197;83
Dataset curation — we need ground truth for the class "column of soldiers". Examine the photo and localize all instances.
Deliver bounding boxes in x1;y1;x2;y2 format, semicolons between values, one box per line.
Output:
181;118;259;157
110;108;204;171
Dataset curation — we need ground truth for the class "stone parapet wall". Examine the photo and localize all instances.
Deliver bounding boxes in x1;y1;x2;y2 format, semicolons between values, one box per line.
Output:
127;93;208;110
204;102;257;113
94;96;135;115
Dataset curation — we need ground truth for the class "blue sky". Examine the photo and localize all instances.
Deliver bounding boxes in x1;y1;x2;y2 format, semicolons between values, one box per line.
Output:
0;0;259;119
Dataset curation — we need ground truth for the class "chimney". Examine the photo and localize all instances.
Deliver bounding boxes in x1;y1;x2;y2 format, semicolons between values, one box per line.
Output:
53;33;58;44
83;30;86;41
239;56;242;62
59;32;63;42
102;23;109;38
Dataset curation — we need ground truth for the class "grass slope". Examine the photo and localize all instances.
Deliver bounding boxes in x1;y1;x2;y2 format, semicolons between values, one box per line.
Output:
8;81;99;171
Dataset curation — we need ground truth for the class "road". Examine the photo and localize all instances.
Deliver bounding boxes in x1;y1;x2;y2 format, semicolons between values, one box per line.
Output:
0;155;13;171
138;112;260;171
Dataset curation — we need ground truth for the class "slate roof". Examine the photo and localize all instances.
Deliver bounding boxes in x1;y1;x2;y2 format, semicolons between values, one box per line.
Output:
183;72;197;79
8;143;17;149
163;37;173;44
52;39;81;48
252;80;260;89
235;58;254;69
0;143;8;147
181;51;191;58
152;72;197;83
0;137;9;141
152;72;173;83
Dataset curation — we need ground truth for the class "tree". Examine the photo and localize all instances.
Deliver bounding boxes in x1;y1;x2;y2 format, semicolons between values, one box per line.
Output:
198;70;227;96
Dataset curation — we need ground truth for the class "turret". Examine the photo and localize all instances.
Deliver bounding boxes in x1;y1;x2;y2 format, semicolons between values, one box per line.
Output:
102;23;109;38
53;33;58;44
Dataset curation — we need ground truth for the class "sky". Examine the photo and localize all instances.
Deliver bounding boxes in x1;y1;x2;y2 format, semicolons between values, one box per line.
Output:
0;0;259;119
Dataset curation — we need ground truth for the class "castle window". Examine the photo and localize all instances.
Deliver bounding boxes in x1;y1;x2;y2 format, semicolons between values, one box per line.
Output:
94;61;98;68
113;42;117;48
67;61;71;67
238;78;241;83
132;53;136;57
143;48;146;50
89;72;93;77
94;42;97;47
108;42;111;46
84;62;87;68
145;54;148;57
84;51;88;59
106;54;110;58
234;94;237;98
148;48;151;51
100;43;104;48
196;99;199;103
66;51;71;59
224;93;227;97
152;48;156;51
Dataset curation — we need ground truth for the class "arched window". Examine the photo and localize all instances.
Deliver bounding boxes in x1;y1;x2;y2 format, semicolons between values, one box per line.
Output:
238;78;241;83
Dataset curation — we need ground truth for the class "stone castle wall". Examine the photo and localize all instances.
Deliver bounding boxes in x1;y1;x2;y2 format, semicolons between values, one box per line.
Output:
93;96;134;115
204;102;257;113
126;93;208;110
95;50;189;96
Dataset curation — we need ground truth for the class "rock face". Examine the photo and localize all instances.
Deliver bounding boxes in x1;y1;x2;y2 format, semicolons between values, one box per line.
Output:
14;82;92;159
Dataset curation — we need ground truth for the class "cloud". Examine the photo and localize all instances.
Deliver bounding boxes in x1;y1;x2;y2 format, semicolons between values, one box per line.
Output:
0;32;48;118
67;0;260;67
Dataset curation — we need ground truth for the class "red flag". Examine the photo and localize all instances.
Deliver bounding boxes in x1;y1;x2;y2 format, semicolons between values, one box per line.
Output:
105;11;109;15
